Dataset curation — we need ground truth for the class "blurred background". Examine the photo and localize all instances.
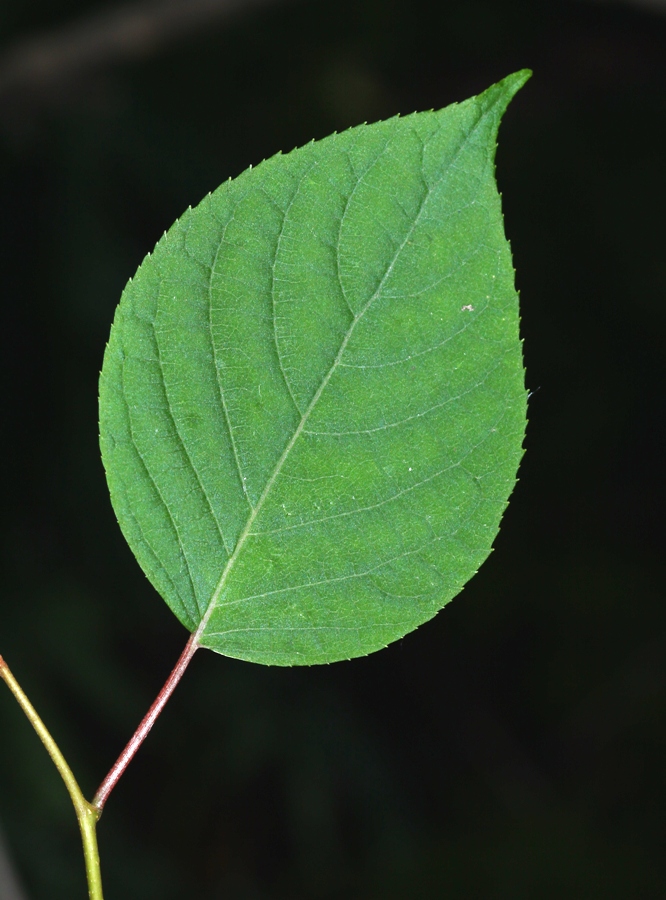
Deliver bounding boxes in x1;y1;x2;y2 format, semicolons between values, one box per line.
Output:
0;0;665;897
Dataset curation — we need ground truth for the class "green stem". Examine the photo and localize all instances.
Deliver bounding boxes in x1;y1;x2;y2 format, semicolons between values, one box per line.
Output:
0;655;104;900
79;805;103;900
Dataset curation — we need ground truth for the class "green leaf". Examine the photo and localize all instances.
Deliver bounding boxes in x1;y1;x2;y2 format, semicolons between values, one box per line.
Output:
99;70;530;666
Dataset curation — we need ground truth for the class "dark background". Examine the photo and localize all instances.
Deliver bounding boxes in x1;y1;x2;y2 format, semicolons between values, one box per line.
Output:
0;0;665;897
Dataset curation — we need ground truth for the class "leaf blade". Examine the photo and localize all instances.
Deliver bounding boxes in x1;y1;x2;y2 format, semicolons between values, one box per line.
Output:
99;70;530;665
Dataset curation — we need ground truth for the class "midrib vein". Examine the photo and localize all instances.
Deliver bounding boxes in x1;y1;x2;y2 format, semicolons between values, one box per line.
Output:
193;313;360;642
193;95;500;643
193;180;430;641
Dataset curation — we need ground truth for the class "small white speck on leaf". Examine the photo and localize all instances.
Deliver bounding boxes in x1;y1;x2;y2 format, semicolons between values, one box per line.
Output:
461;305;474;311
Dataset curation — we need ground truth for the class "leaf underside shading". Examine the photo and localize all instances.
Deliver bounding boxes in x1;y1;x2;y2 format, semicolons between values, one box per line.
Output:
99;70;530;666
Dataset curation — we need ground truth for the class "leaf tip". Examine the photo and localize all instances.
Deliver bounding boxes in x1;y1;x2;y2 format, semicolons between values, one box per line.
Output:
478;68;532;121
498;68;532;97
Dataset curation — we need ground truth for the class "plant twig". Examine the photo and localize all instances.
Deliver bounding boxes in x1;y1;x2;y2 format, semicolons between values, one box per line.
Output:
0;0;285;101
92;633;199;813
0;656;104;900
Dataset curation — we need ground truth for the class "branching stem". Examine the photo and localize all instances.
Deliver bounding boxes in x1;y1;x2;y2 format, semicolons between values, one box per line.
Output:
92;632;199;812
0;633;198;898
0;655;104;900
